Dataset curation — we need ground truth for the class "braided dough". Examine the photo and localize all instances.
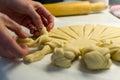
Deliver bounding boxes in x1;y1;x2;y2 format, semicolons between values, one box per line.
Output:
17;24;120;70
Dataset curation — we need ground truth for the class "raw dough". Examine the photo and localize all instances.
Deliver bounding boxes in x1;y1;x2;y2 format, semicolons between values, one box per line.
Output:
17;24;120;70
82;45;112;70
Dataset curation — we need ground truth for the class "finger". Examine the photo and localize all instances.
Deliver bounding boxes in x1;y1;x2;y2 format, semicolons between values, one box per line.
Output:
28;24;42;36
47;21;54;31
36;4;54;31
28;24;35;30
26;5;44;29
34;31;41;36
12;36;16;40
30;29;35;34
3;15;28;38
0;46;16;59
21;44;28;49
20;17;36;34
21;16;32;28
41;15;48;27
41;16;54;31
0;28;28;58
27;24;36;34
10;43;29;58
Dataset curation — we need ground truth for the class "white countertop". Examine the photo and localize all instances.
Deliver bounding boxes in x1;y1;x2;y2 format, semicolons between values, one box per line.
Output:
1;8;120;80
54;9;120;27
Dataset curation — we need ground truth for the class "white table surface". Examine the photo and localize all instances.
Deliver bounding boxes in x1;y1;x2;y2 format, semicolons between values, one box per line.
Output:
1;8;120;80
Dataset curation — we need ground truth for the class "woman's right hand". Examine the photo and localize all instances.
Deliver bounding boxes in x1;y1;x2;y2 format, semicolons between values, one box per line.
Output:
0;12;28;59
0;0;54;36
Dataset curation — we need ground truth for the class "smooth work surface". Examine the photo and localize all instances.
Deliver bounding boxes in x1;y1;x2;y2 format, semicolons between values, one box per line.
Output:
1;9;120;80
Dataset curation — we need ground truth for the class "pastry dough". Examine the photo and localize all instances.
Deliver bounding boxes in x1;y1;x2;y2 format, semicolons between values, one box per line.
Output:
17;24;120;70
52;44;80;68
82;45;112;70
